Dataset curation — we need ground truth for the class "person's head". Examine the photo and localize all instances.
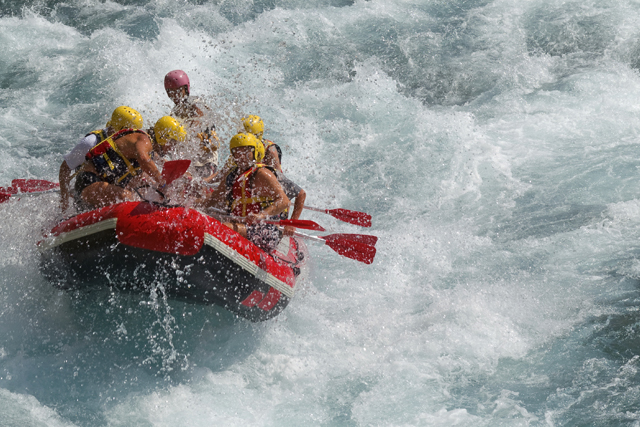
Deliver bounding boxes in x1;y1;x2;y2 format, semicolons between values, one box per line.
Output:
164;70;190;105
107;106;143;132
153;116;186;155
241;115;264;140
229;132;265;170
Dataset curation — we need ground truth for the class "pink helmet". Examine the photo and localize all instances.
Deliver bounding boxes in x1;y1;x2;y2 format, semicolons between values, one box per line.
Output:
164;70;190;95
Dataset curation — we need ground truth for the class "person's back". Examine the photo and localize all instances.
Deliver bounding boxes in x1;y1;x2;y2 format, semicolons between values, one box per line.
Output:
59;106;143;211
77;128;164;208
86;130;145;180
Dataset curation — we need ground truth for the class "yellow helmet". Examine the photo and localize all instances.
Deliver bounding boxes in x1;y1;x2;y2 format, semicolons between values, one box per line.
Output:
107;106;143;131
154;116;186;146
241;115;264;139
229;132;265;162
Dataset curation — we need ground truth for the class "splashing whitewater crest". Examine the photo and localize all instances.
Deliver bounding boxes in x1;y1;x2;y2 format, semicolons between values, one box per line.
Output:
3;0;640;425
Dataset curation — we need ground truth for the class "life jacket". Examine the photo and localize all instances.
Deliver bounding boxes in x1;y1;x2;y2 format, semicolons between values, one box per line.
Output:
85;129;146;187
227;165;277;217
224;151;289;220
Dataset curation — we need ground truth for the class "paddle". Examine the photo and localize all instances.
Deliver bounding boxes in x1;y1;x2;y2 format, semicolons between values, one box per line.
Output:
10;179;59;193
205;206;326;231
0;179;61;203
0;179;59;195
268;219;325;231
0;161;190;205
162;159;191;185
295;231;377;264
331;233;378;246
303;205;372;227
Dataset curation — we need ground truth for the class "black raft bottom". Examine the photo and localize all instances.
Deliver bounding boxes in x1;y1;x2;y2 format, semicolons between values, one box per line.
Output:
39;230;290;322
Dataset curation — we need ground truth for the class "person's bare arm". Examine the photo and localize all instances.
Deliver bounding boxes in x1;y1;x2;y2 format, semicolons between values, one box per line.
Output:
191;104;204;118
249;169;290;221
134;135;163;184
202;169;218;183
208;159;235;186
265;145;282;172
59;161;73;211
200;180;230;212
290;189;305;220
185;104;205;128
283;188;306;236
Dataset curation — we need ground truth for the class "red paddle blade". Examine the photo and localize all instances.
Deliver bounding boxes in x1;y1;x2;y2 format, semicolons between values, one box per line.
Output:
322;236;376;264
325;233;378;246
327;208;372;227
277;219;326;231
162;160;191;185
0;193;11;203
10;179;59;193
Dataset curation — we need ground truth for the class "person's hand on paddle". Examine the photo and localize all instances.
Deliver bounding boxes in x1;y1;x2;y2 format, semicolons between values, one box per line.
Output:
156;179;168;192
150;159;191;202
245;211;268;225
283;225;296;237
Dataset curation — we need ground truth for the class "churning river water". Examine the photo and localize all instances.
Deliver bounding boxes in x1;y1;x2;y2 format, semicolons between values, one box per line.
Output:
2;0;640;425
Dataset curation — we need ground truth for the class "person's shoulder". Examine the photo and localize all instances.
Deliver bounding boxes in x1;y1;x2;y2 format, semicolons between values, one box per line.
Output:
122;129;150;143
134;129;152;141
255;165;277;180
258;164;276;172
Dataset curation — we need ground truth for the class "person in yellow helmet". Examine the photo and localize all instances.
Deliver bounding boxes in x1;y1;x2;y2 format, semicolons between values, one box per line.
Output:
59;106;144;211
149;116;187;157
237;115;307;237
241;115;283;171
201;132;289;252
164;70;220;182
73;117;182;209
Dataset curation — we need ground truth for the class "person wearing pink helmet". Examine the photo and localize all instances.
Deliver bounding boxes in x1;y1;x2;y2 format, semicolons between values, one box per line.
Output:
164;70;220;182
164;70;192;107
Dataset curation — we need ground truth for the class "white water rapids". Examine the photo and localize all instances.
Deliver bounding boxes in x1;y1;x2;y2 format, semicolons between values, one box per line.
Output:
2;0;640;425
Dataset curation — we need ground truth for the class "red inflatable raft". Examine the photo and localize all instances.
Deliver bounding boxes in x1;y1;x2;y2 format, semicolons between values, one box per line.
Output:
38;201;307;322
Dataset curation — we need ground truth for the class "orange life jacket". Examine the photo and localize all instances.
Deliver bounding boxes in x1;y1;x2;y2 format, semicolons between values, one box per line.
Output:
228;165;276;217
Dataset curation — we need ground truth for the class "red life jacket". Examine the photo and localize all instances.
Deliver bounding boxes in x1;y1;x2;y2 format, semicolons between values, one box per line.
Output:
228;165;276;217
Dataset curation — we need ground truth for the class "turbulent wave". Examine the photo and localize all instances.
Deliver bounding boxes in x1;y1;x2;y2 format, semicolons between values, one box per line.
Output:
2;0;640;425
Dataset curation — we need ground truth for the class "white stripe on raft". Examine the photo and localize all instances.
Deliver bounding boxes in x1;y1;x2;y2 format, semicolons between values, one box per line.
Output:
38;218;118;251
203;233;295;298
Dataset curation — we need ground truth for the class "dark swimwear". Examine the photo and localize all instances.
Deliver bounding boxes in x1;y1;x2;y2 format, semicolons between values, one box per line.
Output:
246;223;282;252
74;171;101;197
